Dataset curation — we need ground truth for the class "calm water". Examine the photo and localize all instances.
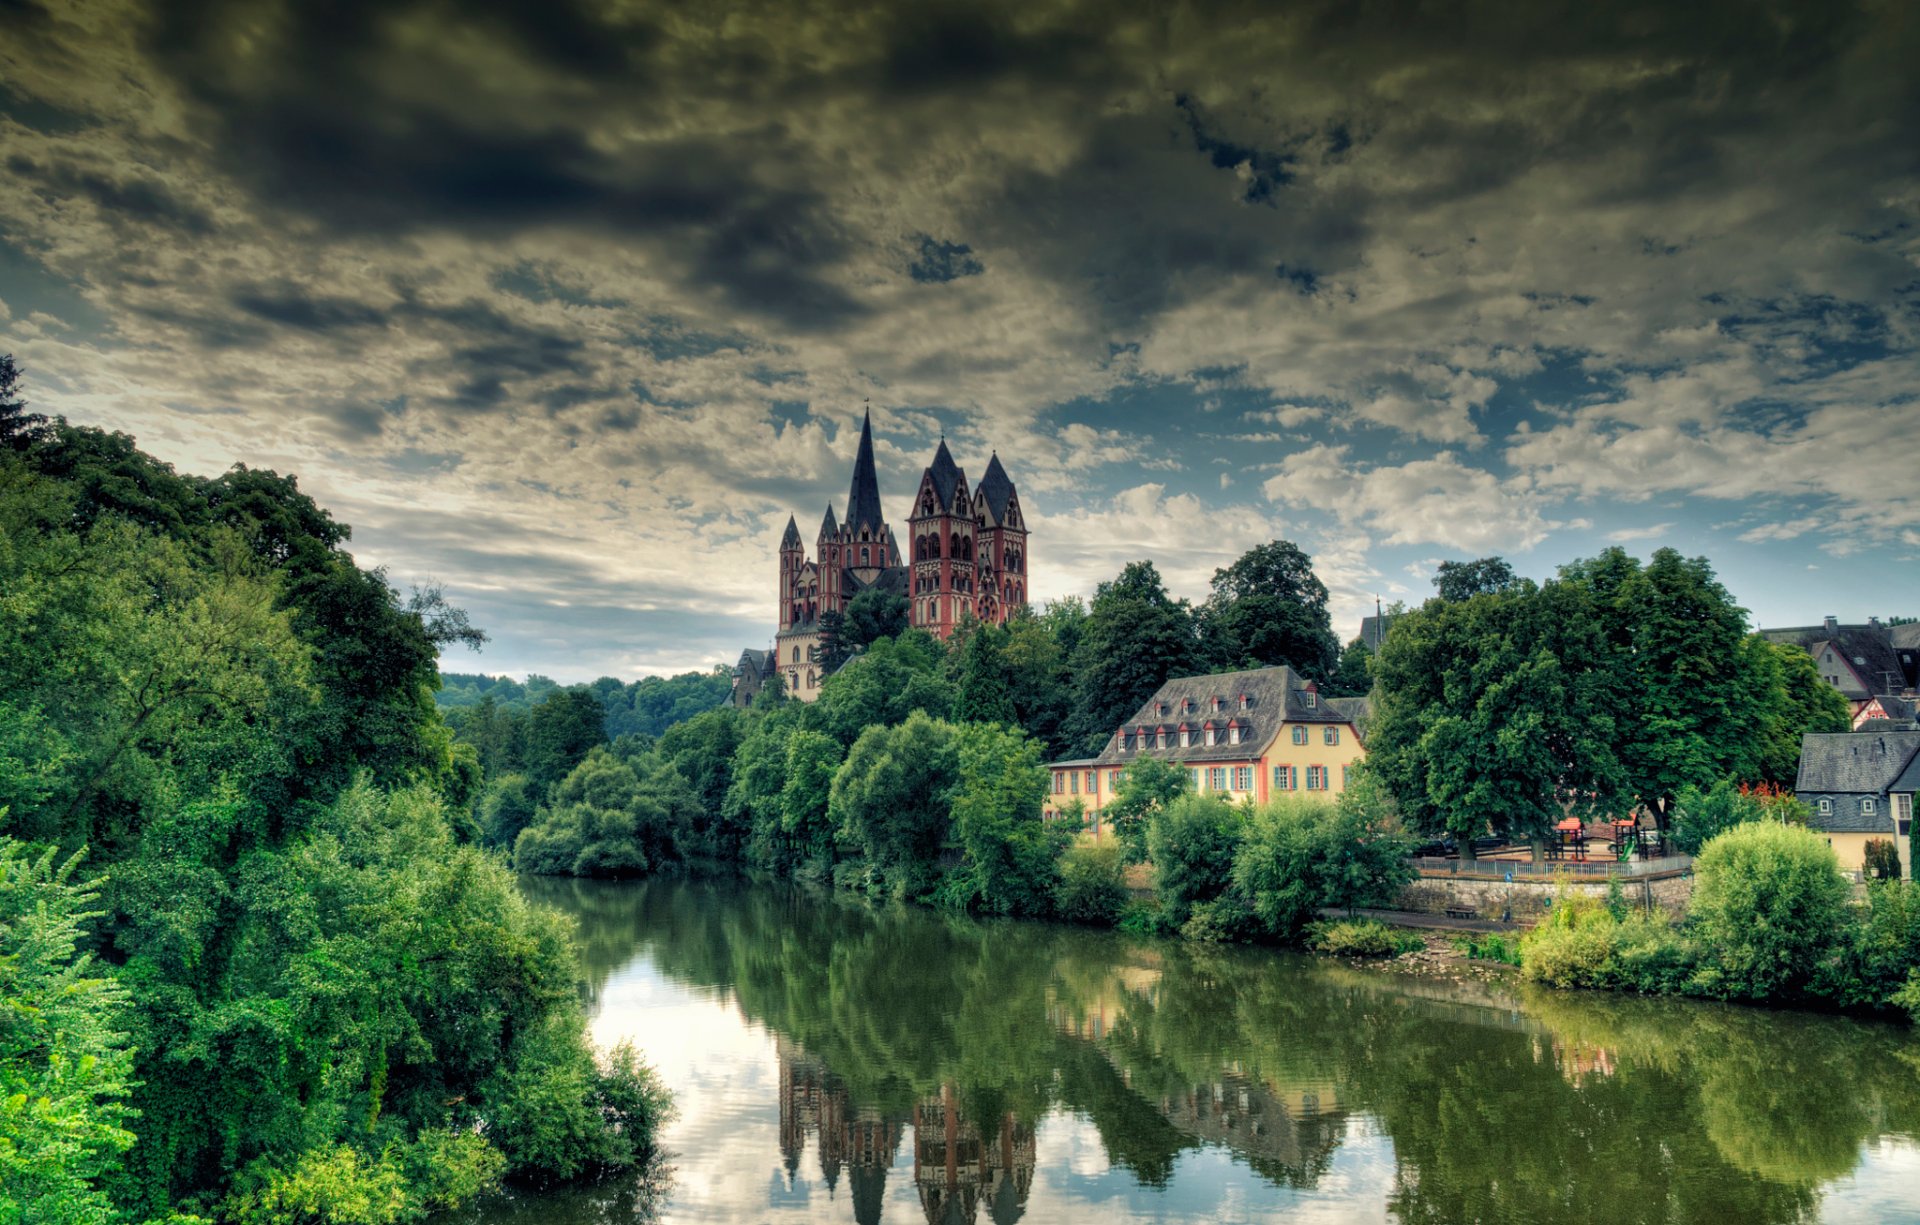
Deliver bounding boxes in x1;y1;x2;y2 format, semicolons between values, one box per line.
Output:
474;877;1920;1225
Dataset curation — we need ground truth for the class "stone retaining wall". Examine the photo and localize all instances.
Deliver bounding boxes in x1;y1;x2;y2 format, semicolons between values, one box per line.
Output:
1398;871;1692;922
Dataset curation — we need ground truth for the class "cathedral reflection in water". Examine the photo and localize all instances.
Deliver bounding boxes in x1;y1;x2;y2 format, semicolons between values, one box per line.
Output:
778;1039;1036;1225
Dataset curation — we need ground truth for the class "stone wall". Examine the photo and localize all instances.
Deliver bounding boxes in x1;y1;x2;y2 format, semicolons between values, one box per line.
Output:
1398;871;1692;923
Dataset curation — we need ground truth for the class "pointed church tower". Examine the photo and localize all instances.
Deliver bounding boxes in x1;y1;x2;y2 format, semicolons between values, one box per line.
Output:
974;451;1029;622
844;409;891;581
907;438;975;641
778;514;805;631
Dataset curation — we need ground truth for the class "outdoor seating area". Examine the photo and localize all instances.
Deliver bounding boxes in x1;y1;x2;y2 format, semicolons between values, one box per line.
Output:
1407;817;1692;880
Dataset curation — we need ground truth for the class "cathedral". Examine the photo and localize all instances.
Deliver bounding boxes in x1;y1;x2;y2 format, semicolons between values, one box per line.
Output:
735;410;1031;704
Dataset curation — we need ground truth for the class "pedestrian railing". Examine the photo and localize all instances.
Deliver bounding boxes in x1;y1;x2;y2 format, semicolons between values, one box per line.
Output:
1411;855;1693;880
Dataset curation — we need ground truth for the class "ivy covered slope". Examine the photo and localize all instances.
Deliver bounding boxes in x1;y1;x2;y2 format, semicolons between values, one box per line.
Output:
0;361;666;1225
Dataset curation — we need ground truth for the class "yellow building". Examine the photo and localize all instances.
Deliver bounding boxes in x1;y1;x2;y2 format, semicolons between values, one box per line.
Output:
1043;666;1369;831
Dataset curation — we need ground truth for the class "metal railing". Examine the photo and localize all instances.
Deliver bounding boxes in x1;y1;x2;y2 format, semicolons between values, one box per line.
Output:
1411;854;1693;880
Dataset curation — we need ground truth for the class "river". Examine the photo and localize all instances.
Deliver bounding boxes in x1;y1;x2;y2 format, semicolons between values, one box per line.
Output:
471;876;1920;1224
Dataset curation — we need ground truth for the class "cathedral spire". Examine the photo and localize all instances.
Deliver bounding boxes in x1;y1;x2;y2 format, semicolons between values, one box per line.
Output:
845;407;884;536
780;514;802;549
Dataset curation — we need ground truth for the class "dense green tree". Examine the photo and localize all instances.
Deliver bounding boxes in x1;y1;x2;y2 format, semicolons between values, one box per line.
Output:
1688;822;1851;1001
1103;756;1190;864
813;631;954;744
656;707;744;858
951;620;1018;724
776;729;844;873
722;702;807;870
999;605;1075;757
524;688;609;791
1432;556;1519;602
829;712;959;898
1748;639;1851;786
1368;580;1622;860
513;747;699;877
941;722;1065;916
1145;792;1243;926
1231;774;1414;942
819;587;911;671
1066;563;1199;755
480;772;542;849
0;354;50;451
1326;638;1373;698
1199;540;1338;678
0;845;135;1225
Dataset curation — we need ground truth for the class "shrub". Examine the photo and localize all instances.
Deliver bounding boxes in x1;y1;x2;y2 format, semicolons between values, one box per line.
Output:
1454;932;1523;966
1308;918;1423;957
1230;785;1414;943
1054;837;1129;925
1179;893;1259;943
1686;821;1849;1001
1146;793;1244;926
1520;892;1693;992
1864;838;1901;881
1669;778;1766;856
1810;879;1920;1010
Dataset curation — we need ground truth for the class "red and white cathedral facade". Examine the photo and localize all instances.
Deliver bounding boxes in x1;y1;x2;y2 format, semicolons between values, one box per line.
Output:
760;410;1030;701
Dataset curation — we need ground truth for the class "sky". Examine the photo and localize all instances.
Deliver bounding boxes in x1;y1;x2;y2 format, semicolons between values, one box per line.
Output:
2;0;1918;683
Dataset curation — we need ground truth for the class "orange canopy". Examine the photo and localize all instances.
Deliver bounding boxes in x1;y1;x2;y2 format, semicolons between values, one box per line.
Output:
1556;819;1583;831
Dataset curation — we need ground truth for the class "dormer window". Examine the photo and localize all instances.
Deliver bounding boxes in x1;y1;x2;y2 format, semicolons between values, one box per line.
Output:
1211;696;1225;713
1203;723;1217;746
1178;727;1191;748
1303;689;1318;709
1240;694;1253;709
1864;797;1878;816
1819;798;1833;815
1229;724;1241;745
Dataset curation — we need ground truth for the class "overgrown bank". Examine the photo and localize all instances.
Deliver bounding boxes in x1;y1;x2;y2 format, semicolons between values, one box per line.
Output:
0;362;667;1225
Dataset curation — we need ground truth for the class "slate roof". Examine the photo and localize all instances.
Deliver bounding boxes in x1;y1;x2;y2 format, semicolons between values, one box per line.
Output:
736;647;772;673
1074;665;1354;766
851;565;910;599
820;503;838;536
1894;749;1920;796
1327;695;1373;745
780;515;802;548
977;453;1015;524
845;410;886;536
1761;623;1907;695
1892;623;1920;650
1863;693;1918;724
1797;732;1920;794
1358;614;1399;651
927;439;966;512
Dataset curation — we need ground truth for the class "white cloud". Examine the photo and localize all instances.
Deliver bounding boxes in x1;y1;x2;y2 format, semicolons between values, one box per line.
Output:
1264;446;1566;553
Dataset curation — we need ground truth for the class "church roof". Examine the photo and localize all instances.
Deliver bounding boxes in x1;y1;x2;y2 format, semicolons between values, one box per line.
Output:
927;438;966;511
846;409;885;536
977;452;1015;524
820;503;838;536
780;515;801;548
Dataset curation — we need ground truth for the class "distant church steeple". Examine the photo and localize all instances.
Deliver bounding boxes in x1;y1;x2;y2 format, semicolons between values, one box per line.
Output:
845;408;884;539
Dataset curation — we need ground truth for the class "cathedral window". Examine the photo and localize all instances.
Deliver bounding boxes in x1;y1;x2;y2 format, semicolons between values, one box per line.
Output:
861;546;870;566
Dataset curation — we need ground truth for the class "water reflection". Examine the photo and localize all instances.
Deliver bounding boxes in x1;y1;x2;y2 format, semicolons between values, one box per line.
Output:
510;876;1920;1225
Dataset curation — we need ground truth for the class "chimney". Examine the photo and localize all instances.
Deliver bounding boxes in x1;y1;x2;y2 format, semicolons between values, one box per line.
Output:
1825;615;1839;632
1870;615;1882;628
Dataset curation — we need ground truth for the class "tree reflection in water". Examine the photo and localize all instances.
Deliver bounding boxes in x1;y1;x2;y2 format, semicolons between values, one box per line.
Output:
508;875;1920;1225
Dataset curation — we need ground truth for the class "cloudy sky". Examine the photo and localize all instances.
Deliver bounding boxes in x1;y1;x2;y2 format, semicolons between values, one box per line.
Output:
3;0;1918;682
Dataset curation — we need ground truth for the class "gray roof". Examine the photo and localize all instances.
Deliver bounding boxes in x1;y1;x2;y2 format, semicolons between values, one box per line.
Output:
1080;665;1354;766
1891;623;1920;650
977;453;1015;524
926;439;966;512
1327;695;1373;744
845;410;886;536
1358;613;1399;651
1796;731;1920;795
850;565;910;599
781;515;802;548
820;503;838;536
737;647;772;672
1863;693;1918;724
1894;750;1920;795
1807;793;1896;834
1761;624;1907;696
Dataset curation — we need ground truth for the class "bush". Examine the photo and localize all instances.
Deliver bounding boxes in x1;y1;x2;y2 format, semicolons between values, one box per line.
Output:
1454;932;1523;966
1521;892;1694;992
1054;837;1129;925
1810;879;1920;1010
1308;918;1422;957
1180;893;1259;943
1864;838;1901;881
1686;821;1850;1001
1146;793;1244;926
1230;784;1414;943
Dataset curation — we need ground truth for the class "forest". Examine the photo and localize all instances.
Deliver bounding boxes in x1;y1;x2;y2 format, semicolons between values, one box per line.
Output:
0;358;668;1225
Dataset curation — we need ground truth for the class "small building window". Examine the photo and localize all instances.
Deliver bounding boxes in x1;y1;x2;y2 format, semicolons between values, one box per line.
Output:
1204;726;1217;747
1233;767;1252;791
1207;767;1228;791
1304;689;1317;708
1085;770;1098;794
1109;770;1121;789
1324;726;1340;746
1306;765;1326;791
1292;726;1308;745
1187;768;1200;788
1273;765;1295;790
1070;773;1079;795
1863;797;1877;816
1818;798;1832;815
1229;725;1241;745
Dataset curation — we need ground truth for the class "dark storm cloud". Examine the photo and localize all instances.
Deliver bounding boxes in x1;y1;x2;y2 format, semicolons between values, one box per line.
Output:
232;285;389;333
908;236;985;284
7;152;215;234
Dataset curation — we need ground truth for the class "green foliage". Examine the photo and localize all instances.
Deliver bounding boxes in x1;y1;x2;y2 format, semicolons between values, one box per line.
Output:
813;632;955;745
941;723;1065;917
829;712;959;899
1454;932;1524;965
1432;556;1518;602
1687;822;1850;1001
1864;838;1901;881
0;845;135;1225
1053;837;1129;926
1521;895;1695;993
1306;918;1423;957
222;1145;410;1225
950;621;1017;725
513;746;701;877
1810;880;1920;1011
1198;540;1338;679
479;772;541;849
1230;780;1414;943
1670;778;1770;856
0;354;50;452
1064;562;1199;755
1325;637;1373;699
1104;756;1189;865
524;688;610;791
1145;793;1243;927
